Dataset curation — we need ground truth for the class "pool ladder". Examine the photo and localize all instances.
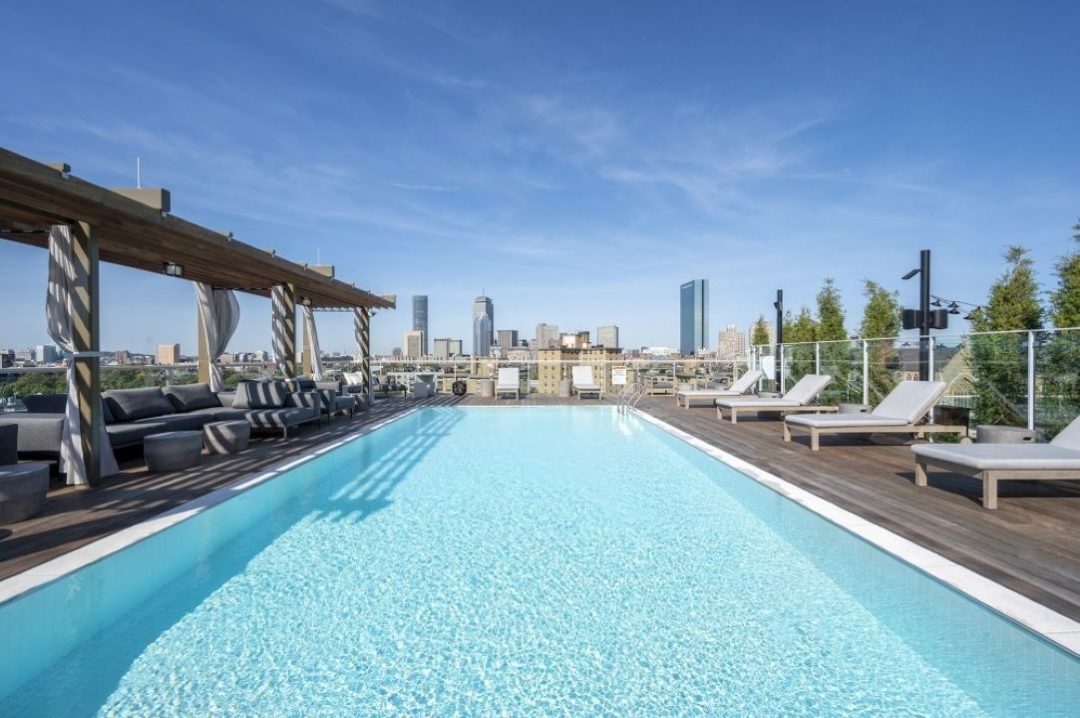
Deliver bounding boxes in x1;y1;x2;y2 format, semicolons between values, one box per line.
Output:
617;381;645;412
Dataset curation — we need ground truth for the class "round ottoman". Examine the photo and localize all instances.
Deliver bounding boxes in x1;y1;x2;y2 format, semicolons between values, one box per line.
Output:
144;431;204;472
558;379;572;398
0;463;50;524
203;420;251;455
479;379;495;398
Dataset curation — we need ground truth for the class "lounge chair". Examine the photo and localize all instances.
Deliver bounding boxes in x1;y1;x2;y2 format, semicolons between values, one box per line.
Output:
783;380;967;451
572;366;603;400
714;374;835;424
912;416;1080;509
675;369;764;409
496;367;521;399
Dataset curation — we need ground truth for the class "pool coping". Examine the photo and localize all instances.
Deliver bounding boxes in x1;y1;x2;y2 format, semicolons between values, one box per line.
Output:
631;407;1080;658
0;408;422;606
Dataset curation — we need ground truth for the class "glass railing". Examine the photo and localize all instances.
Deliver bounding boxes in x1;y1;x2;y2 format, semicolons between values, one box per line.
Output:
760;327;1080;439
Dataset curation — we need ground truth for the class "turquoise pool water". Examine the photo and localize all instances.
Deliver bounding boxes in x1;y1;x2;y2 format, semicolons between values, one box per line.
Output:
0;407;1077;716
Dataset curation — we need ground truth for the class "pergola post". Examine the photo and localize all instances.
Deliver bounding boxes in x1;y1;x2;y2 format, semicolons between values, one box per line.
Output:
301;309;314;377
70;221;102;486
197;308;210;384
272;283;297;378
354;307;372;407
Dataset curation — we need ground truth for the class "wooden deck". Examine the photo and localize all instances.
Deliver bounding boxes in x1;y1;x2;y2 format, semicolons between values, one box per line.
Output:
2;393;1080;624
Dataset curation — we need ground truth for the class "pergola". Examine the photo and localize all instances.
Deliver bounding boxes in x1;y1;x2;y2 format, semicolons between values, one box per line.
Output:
0;146;394;484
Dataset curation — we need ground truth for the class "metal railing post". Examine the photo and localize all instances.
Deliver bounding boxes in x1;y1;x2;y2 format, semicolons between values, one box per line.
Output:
928;336;935;381
1027;330;1036;431
814;342;820;375
862;340;870;405
778;344;786;393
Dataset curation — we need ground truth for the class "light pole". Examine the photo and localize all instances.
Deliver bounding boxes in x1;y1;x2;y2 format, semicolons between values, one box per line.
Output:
773;289;784;346
901;250;932;381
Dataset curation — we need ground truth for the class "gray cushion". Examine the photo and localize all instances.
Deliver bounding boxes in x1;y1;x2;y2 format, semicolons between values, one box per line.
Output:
163;383;220;412
106;421;171;448
245;408;313;430
184;406;249;422
232;380;288;409
0;423;16;465
285;378;318;393
136;414;208;432
872;380;946;424
21;394;67;414
5;414;65;457
912;443;1080;471
103;388;176;423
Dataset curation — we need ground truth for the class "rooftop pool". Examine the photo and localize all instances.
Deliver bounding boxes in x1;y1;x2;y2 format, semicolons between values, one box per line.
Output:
0;406;1077;716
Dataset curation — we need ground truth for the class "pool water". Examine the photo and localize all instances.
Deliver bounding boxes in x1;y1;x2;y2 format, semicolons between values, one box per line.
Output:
0;407;1077;716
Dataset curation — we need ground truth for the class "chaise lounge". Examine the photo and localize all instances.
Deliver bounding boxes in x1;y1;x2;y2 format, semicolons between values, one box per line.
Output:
496;367;521;399
572;366;603;400
783;380;967;451
674;369;764;409
912;416;1080;509
714;374;834;424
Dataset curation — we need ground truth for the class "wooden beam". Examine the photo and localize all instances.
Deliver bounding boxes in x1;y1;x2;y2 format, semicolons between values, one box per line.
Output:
70;221;101;486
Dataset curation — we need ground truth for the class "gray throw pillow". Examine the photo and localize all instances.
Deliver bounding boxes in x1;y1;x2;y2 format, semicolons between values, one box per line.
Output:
163;383;220;412
103;388;177;422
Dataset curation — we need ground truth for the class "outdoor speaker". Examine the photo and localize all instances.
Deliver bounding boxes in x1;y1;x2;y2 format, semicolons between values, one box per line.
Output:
929;309;950;329
902;308;920;330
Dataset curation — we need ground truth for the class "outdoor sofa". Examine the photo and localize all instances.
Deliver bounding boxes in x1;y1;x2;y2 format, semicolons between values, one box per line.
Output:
674;369;764;409
714;374;834;424
912;416;1080;509
783;380;967;451
7;381;322;466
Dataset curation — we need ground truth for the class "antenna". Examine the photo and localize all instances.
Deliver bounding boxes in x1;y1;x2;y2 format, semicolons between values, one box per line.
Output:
136;157;142;188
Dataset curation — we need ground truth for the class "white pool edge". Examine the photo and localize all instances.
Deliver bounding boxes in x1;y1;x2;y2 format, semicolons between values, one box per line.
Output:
631;408;1080;658
0;408;421;605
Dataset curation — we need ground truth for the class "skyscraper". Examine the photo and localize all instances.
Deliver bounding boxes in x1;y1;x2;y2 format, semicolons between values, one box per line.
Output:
434;337;464;360
411;295;429;357
473;296;494;357
679;279;709;356
535;323;559;350
597;325;619;349
496;329;519;358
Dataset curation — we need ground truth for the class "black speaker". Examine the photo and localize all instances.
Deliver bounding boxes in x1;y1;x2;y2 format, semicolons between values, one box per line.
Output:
928;309;949;329
902;308;920;330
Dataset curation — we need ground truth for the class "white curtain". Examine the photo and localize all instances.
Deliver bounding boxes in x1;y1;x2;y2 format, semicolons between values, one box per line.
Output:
46;225;119;486
195;283;240;392
302;305;323;380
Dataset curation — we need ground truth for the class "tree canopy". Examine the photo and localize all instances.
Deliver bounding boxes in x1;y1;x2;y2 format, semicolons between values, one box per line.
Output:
816;278;847;341
859;281;901;339
969;246;1043;332
1049;221;1080;328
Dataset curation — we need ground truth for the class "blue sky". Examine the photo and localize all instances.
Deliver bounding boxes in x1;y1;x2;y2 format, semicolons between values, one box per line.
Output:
1;0;1078;355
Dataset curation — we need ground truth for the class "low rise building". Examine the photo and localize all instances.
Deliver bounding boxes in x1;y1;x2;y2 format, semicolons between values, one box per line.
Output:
537;346;622;394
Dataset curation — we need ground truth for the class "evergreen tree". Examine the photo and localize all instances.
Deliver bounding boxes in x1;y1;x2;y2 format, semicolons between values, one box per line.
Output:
816;278;847;341
1044;222;1080;435
751;315;771;346
1049;221;1080;328
859;281;902;403
815;278;852;401
968;246;1044;427
782;306;819;386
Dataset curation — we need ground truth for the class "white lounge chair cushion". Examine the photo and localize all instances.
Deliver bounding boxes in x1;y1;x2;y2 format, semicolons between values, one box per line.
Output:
726;369;764;394
912;443;1080;471
786;413;909;429
715;397;803;409
721;374;832;406
781;374;832;405
1050;416;1080;450
872;380;947;424
496;368;520;388
680;389;746;398
572;366;600;389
